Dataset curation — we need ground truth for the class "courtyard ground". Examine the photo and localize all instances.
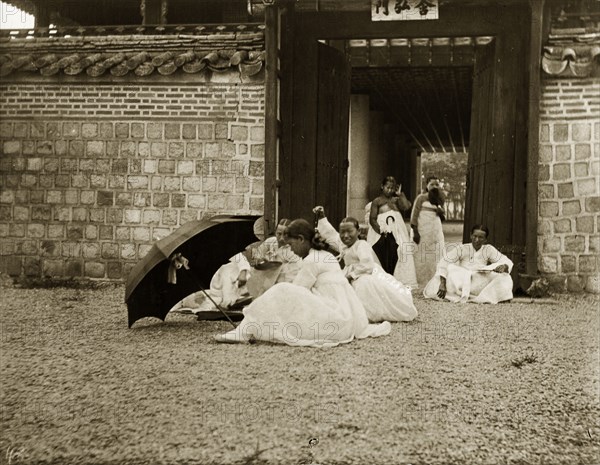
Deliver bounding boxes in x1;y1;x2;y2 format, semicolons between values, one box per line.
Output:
1;280;598;465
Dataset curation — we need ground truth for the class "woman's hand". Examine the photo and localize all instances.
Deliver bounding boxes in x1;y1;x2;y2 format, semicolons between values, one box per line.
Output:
237;270;248;287
494;264;509;273
313;206;326;220
437;280;447;299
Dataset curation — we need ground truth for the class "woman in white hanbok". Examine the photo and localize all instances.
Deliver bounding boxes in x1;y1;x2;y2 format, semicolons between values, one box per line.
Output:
366;176;418;288
214;219;391;347
423;225;514;304
410;177;446;288
172;219;301;313
315;209;417;323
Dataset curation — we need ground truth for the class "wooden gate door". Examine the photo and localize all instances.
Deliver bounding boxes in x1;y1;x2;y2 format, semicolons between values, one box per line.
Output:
314;42;351;226
279;39;351;226
464;42;496;240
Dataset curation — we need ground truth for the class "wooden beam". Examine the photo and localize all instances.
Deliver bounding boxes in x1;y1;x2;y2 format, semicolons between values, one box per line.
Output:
263;4;279;234
525;0;545;277
34;0;51;28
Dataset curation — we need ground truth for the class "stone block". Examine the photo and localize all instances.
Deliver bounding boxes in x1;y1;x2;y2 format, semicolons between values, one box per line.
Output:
89;208;105;223
72;207;87;222
0;122;12;138
250;196;264;211
553;163;571;181
63;122;80;138
90;174;107;188
589;235;600;253
215;123;228;140
205;142;221;158
202;176;217;192
231;125;248;141
585;275;600;293
55;140;67;156
116;193;132;206
574;162;589;177
183;177;201;192
99;226;113;242
115;123;129;139
557;183;574;199
158;159;175;174
107;208;123;224
55;207;71;222
151;142;167;158
225;195;245;210
99;122;114;138
131;123;145;138
168;142;184;158
553;218;571;233
564;235;585;253
13;206;29;221
585;197;600;213
236;177;250;193
198;124;213;140
97;191;114;206
81;123;98;138
107;261;123;279
82;243;100;259
85;225;98;239
222;142;236;158
121;141;136;157
102;243;120;259
143;210;161;225
208;194;226;209
36;141;53;156
576;178;597;196
133;192;151;207
566;275;585;293
162;210;178;225
555;145;571;161
251;181;264;196
124;209;142;224
218;176;234;193
182;124;196;139
575;144;591;160
42;260;65;278
560;254;576;273
165;123;181;139
573;122;591;141
14;122;27;137
545;273;567;293
121;243;137;260
153;193;169;207
186;142;203;158
147;123;162;139
84;262;105;278
579;255;597;273
538;164;550;181
171;194;186;208
188;194;206;208
127;176;149;190
164;177;181;191
553;124;568;142
138;142;150;157
539;201;559;217
250;126;264;142
562;200;581;216
116;227;130;241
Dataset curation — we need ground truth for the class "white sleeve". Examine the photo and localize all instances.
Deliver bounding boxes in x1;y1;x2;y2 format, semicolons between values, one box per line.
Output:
316;217;343;253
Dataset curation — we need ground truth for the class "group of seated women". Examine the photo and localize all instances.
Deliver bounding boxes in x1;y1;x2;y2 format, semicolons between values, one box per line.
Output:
204;206;513;347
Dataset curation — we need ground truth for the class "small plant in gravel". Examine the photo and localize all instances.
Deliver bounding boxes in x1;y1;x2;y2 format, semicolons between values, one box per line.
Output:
511;352;539;369
235;440;271;465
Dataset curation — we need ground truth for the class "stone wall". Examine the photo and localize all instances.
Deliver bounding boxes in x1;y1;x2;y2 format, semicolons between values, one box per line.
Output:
0;79;265;281
538;78;600;293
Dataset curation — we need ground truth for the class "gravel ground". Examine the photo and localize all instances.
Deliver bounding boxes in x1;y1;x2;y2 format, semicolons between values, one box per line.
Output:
1;282;599;465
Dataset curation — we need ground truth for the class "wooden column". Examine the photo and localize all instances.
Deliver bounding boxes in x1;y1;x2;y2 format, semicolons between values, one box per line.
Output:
263;4;279;234
141;0;166;24
525;0;545;277
34;0;50;28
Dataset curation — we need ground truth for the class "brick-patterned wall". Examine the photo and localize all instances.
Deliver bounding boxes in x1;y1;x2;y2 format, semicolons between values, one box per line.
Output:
538;78;600;293
0;81;265;281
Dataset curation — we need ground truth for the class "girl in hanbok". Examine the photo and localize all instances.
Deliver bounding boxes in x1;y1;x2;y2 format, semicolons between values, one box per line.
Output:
315;207;417;323
173;219;300;313
367;176;418;288
214;219;391;346
423;225;513;303
410;176;446;287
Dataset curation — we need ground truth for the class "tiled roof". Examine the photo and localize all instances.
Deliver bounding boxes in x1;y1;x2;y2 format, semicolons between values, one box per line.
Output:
0;26;265;78
542;29;600;78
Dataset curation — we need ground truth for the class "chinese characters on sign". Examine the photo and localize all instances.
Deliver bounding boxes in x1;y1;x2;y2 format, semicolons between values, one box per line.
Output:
372;0;439;21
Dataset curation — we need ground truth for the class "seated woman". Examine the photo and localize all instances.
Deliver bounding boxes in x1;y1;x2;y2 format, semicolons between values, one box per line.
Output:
173;219;301;313
366;176;418;289
314;207;417;323
423;224;514;304
214;219;391;346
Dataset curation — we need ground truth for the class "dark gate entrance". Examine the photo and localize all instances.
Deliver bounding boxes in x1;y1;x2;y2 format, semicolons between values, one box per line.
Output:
277;3;537;286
